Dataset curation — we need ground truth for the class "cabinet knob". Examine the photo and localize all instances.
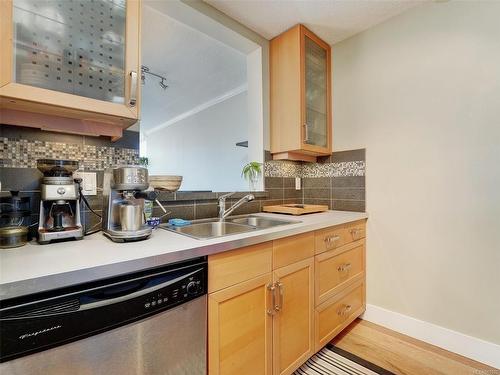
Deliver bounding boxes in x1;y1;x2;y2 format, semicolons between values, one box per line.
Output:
303;123;309;143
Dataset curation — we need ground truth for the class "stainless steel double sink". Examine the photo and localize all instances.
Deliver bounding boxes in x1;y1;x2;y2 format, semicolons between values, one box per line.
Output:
160;215;299;240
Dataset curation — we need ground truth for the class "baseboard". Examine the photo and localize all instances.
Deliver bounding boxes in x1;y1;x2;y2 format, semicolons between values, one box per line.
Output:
361;304;500;369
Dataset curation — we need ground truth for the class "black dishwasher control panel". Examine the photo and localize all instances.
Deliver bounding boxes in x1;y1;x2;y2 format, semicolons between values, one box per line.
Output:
143;270;204;310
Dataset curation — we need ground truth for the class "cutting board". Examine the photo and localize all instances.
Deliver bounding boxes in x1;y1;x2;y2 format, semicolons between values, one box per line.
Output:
262;204;329;215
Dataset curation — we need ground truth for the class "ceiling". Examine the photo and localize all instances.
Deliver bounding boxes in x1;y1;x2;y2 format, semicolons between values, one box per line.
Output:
205;0;426;45
139;3;247;132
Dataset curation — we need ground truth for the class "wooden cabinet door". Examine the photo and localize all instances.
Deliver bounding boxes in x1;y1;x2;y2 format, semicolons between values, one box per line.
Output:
273;258;314;375
0;0;140;127
208;273;273;375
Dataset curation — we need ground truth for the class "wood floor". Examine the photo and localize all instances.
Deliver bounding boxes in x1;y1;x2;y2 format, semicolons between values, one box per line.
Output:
331;319;497;375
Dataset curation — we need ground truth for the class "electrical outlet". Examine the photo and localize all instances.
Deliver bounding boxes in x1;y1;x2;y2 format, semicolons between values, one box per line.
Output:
74;172;97;196
295;177;301;190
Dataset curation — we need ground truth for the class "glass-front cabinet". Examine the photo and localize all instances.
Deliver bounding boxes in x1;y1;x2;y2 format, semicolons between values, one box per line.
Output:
270;24;331;162
0;0;141;134
304;34;329;149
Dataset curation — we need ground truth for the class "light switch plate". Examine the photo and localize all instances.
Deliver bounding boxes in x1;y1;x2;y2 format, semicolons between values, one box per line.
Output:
74;172;97;196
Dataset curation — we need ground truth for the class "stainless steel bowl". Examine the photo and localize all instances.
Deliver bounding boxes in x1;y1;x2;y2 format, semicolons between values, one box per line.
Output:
112;166;149;191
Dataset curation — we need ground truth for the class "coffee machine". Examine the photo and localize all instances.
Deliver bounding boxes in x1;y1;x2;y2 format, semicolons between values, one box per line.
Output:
37;159;83;244
102;166;158;242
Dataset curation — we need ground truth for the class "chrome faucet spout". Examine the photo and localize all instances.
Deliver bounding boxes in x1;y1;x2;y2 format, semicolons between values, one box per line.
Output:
218;193;255;220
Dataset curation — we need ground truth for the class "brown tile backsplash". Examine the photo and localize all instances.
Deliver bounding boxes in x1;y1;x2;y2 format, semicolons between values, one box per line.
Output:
263;148;366;212
303;177;331;189
1;126;366;232
332;188;365;201
332;200;366;212
284;188;301;199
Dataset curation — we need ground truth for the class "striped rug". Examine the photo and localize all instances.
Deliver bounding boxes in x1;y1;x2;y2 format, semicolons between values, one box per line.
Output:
294;345;394;375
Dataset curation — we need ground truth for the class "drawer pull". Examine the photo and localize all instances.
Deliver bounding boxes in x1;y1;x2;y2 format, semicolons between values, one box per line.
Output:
324;235;340;247
267;284;276;316
337;263;352;273
337;304;352;317
350;228;363;238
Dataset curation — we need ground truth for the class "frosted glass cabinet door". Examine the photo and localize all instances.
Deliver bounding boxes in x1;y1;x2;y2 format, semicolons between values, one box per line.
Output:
304;36;328;148
12;0;127;103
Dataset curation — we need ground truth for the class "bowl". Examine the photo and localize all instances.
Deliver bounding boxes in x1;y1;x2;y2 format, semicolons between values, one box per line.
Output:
149;175;183;192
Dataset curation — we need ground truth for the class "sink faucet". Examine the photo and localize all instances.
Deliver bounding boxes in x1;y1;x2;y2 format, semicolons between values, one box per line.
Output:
218;193;255;220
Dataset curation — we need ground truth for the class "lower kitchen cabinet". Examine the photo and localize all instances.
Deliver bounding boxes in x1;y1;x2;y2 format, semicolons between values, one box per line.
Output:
208;273;273;375
273;258;314;375
208;220;366;375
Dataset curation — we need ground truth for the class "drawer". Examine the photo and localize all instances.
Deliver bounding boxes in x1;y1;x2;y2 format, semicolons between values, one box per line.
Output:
346;221;366;242
315;220;366;255
273;232;315;269
208;241;273;293
315;240;365;305
315;279;365;350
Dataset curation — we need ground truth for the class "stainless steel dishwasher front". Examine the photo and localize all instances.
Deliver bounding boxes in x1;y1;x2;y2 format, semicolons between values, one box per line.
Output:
0;258;207;375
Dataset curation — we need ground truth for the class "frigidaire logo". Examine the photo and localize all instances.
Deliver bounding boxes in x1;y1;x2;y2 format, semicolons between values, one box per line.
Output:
19;325;62;340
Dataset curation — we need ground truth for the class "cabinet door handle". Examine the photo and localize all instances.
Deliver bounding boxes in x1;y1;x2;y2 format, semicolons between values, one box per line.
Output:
337;263;352;273
274;281;284;312
267;283;276;316
129;71;138;107
303;123;309;143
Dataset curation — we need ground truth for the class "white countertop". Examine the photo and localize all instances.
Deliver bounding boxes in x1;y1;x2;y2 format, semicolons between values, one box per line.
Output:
0;211;367;300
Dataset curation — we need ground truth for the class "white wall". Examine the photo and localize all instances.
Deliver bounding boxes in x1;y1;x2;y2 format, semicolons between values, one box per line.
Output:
332;1;500;344
146;91;249;191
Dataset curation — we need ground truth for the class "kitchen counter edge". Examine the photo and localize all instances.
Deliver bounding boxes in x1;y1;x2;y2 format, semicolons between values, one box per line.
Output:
0;211;367;300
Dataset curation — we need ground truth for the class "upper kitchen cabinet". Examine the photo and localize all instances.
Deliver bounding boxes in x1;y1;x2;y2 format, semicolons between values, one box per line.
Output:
270;24;331;162
0;0;141;139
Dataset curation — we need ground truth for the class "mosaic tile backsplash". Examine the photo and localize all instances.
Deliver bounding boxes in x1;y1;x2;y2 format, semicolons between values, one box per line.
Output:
265;160;365;178
264;150;366;179
1;136;139;170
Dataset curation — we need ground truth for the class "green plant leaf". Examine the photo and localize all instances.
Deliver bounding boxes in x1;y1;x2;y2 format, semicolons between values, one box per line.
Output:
241;161;263;180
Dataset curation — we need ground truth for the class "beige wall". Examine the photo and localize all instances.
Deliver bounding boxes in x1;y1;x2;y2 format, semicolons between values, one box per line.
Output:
332;1;500;344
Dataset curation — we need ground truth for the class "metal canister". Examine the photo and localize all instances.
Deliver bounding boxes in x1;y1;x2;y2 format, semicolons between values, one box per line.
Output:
0;226;28;249
119;204;144;231
112;166;149;191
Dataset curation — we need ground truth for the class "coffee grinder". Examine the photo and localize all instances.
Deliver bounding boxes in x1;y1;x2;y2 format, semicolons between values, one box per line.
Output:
37;159;83;244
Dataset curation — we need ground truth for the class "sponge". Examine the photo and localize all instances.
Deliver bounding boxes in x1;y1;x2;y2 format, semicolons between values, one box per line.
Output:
168;218;192;227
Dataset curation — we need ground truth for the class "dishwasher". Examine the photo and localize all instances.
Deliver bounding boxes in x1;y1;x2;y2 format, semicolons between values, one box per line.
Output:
0;257;207;375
